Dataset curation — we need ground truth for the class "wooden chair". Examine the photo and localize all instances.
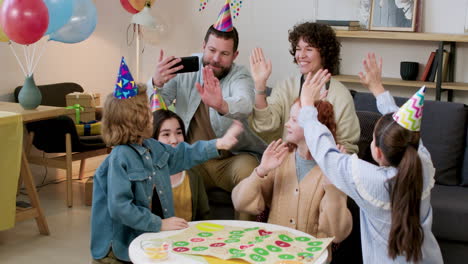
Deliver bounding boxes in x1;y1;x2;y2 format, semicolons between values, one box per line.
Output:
15;83;111;207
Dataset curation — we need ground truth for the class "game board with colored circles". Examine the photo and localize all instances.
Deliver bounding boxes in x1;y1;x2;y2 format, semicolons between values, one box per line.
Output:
167;222;333;264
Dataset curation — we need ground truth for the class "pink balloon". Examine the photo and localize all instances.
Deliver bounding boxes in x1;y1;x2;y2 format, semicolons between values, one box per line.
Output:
0;0;49;45
120;0;139;14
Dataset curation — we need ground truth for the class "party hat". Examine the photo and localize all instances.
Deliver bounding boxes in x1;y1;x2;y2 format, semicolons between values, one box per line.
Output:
392;86;426;131
213;0;233;32
114;57;137;99
150;87;167;111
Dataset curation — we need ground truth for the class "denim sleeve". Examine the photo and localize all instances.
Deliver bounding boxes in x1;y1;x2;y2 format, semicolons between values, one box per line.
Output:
107;155;162;232
166;139;220;175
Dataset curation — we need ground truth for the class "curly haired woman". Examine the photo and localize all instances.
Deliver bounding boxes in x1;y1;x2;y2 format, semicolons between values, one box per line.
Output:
249;22;360;154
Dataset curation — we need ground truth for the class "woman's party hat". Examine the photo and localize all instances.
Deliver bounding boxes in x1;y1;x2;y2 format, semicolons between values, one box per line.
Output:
114;57;137;99
392;86;426;131
213;0;233;32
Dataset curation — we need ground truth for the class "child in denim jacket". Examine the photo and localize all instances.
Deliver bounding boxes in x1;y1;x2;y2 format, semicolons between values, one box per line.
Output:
90;58;242;263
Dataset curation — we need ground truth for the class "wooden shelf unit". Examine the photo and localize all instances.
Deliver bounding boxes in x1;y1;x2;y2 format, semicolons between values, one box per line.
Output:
335;30;468;101
334;75;468;91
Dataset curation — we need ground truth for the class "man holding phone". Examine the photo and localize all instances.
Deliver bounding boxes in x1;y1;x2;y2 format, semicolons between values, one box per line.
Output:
147;4;266;220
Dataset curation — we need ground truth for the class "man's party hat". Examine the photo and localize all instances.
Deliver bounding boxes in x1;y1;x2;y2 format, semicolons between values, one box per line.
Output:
213;0;233;32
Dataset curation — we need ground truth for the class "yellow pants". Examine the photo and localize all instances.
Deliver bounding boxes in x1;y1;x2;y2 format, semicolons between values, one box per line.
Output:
196;152;258;192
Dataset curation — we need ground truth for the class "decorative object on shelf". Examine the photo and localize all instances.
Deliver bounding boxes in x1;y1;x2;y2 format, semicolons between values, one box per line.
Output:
370;0;419;32
400;61;419;81
359;0;371;29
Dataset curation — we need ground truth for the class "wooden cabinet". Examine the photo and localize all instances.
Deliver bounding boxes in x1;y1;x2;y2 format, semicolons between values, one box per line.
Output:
335;30;468;101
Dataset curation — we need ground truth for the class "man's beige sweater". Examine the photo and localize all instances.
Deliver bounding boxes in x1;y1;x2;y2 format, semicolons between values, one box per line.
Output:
251;75;360;154
231;152;352;243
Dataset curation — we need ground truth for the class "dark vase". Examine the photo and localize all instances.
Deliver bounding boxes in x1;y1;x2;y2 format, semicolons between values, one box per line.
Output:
400;61;419;81
18;75;42;110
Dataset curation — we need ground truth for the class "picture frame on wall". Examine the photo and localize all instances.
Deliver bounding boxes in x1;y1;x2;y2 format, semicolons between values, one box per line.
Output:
370;0;419;31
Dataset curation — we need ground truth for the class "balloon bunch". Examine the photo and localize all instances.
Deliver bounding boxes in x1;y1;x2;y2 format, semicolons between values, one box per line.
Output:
0;0;97;77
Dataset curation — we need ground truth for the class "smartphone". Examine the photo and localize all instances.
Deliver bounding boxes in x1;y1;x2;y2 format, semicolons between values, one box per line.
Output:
171;56;200;74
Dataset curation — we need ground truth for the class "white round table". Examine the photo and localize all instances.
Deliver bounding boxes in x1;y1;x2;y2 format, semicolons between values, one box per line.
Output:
129;220;328;264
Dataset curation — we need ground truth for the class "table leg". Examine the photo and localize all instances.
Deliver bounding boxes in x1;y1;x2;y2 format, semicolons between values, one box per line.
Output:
16;150;50;235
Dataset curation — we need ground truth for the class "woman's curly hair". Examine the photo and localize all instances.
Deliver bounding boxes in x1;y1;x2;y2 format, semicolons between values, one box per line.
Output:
288;22;341;75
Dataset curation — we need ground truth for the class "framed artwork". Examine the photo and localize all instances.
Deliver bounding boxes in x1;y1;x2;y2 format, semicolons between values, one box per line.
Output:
370;0;419;31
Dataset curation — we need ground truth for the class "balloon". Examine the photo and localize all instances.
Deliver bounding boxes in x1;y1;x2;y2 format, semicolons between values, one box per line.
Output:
120;0;139;14
120;0;156;14
0;0;49;45
50;0;97;44
44;0;73;35
129;0;156;11
0;0;9;42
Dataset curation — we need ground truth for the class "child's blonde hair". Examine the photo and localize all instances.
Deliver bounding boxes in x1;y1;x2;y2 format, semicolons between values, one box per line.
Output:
101;84;153;146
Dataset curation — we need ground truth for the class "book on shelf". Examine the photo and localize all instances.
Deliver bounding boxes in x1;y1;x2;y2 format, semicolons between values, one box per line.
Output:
331;25;361;31
316;20;360;27
434;50;450;82
427;50;441;82
420;51;436;81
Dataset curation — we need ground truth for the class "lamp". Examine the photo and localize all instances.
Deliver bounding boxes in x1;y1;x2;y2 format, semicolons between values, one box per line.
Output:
130;1;156;82
131;3;156;28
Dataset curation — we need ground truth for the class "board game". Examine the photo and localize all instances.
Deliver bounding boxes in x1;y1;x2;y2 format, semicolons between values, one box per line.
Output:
165;222;333;264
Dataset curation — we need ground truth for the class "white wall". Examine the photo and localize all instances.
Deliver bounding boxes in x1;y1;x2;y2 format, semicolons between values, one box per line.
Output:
2;0;467;184
2;0;468;103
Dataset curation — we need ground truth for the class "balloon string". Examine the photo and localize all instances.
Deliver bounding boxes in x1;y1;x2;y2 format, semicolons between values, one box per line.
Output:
32;37;49;74
9;42;27;76
23;45;31;76
31;42;37;75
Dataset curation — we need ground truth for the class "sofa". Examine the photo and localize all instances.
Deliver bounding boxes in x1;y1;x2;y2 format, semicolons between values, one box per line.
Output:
353;91;468;264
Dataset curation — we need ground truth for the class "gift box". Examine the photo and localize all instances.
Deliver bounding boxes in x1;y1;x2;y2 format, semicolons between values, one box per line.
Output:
66;104;96;123
75;120;101;136
66;92;100;107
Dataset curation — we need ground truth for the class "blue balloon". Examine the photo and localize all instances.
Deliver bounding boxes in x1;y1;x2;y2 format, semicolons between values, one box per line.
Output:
44;0;73;35
49;0;97;44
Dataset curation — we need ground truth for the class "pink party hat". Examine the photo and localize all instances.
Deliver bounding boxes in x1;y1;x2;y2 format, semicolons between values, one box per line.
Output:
392;86;426;131
150;87;167;112
213;0;233;32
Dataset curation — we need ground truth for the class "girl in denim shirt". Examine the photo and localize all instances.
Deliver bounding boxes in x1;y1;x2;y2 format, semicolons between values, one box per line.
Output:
91;58;242;264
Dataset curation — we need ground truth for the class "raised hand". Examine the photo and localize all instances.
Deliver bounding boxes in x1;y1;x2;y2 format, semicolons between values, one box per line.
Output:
256;139;289;178
216;120;243;150
152;50;184;87
300;69;331;107
161;217;188;231
358;52;385;97
249;47;272;87
195;66;227;114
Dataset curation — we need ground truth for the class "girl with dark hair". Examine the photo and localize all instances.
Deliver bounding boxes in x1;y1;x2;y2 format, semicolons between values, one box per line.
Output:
299;53;443;263
232;99;352;262
152;109;211;221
